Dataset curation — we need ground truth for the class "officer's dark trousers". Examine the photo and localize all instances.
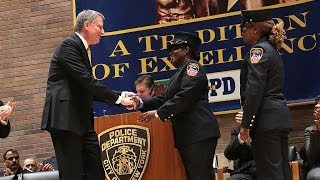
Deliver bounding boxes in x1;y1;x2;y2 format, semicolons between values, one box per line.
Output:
178;137;218;180
251;129;292;180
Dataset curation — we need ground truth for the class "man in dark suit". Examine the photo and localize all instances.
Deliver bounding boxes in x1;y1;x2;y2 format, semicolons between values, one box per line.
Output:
224;122;256;180
41;10;134;180
135;32;220;180
0;149;31;177
0;100;16;139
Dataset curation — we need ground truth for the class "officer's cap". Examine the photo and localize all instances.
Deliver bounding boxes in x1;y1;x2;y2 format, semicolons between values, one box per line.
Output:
168;31;201;51
241;9;272;27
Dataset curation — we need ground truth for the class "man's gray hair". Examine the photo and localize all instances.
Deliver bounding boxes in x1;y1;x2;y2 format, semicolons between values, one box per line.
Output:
74;10;105;32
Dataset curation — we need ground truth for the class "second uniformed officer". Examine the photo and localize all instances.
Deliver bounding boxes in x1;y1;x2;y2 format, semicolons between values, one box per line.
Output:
239;9;292;180
136;31;220;180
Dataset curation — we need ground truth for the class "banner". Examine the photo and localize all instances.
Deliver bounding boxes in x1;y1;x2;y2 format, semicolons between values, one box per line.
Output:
74;0;320;116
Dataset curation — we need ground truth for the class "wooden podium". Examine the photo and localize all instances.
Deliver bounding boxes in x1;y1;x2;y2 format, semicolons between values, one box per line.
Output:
94;112;186;180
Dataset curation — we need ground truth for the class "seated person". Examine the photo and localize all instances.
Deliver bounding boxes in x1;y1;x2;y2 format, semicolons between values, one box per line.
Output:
23;157;54;172
300;95;320;180
224;110;256;180
0;100;16;138
0;149;31;177
23;157;38;172
134;75;154;98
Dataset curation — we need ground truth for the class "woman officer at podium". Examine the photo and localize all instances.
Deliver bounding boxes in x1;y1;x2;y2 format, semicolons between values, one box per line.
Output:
133;31;220;180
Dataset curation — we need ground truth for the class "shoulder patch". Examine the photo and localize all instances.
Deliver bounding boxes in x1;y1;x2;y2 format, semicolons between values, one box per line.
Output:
250;48;263;64
187;63;199;77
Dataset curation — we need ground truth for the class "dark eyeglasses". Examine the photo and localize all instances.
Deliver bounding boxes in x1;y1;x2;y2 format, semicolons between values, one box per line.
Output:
6;156;19;161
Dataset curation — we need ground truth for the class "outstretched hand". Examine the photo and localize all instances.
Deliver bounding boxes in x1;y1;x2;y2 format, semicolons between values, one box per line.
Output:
138;110;157;123
120;97;134;106
126;96;141;110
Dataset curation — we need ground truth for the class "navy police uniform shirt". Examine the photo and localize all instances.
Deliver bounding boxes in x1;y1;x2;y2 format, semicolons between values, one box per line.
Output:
240;37;292;132
140;60;220;148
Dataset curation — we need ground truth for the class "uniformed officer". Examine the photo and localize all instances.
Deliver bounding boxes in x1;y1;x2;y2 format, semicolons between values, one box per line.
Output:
135;31;220;180
239;9;292;180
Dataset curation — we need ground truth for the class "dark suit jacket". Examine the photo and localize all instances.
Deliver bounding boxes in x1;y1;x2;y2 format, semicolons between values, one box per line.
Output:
41;33;120;136
0;100;10;138
224;125;256;177
140;60;220;148
0;122;10;138
300;126;320;173
240;37;292;133
0;166;31;178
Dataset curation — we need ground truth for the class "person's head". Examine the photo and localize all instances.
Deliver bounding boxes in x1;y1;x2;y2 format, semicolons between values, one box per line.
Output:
134;75;154;98
168;32;201;66
23;158;38;172
74;10;105;45
241;9;286;50
3;149;20;172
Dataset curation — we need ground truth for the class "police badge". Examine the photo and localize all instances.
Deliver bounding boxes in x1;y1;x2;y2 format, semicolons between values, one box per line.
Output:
99;125;150;180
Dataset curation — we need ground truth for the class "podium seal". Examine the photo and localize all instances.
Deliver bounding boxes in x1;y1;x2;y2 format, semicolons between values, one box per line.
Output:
99;125;150;180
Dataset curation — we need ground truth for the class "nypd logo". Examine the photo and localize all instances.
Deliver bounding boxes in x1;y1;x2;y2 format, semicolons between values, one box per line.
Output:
250;48;263;64
98;125;150;180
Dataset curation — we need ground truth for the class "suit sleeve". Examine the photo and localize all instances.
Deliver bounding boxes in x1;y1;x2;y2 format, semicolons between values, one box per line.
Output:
58;40;119;104
0;121;10;138
224;126;244;160
157;65;206;121
241;46;269;129
300;127;312;161
300;126;315;172
140;95;167;112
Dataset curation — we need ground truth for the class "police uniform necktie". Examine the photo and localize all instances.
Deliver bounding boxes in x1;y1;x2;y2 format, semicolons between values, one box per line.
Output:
87;47;92;67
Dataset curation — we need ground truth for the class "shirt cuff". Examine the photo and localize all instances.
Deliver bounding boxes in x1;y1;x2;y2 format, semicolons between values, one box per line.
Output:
138;99;143;109
238;134;244;144
115;96;122;104
155;111;159;118
0;119;8;126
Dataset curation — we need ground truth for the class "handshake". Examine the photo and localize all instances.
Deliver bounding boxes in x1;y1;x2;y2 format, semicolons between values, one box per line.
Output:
119;91;141;110
119;92;159;123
